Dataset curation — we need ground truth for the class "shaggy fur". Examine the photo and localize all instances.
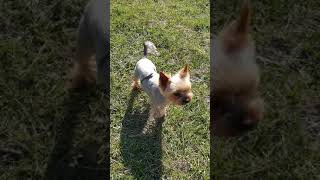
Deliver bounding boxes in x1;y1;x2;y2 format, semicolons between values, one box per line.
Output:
132;41;193;133
211;0;264;137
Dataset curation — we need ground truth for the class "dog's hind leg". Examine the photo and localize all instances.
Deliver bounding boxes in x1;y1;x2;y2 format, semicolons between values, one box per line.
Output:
131;68;141;90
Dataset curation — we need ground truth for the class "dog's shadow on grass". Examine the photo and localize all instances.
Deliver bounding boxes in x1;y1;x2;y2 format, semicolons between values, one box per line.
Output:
45;87;106;180
120;90;164;179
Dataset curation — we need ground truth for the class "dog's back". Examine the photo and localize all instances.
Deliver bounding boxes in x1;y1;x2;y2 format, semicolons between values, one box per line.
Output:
135;57;157;81
134;41;160;80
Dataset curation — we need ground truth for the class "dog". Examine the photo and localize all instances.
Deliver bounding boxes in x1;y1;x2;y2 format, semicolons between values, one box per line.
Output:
69;0;109;89
132;41;193;122
211;0;264;137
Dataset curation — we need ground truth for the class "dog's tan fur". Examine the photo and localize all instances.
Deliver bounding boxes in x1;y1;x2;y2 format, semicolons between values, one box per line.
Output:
158;65;193;106
212;0;264;136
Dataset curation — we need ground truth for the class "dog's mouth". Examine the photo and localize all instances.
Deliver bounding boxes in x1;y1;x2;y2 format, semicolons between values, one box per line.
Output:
177;97;191;105
169;92;192;106
212;97;260;137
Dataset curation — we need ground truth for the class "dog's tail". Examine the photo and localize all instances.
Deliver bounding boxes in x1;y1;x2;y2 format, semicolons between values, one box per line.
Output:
143;41;160;57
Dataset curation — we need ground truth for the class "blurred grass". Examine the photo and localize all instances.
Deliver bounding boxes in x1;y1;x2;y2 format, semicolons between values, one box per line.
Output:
110;0;210;179
211;0;320;179
1;0;106;179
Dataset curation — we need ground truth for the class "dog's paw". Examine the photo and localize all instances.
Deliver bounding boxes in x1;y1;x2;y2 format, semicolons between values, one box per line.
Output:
131;79;141;90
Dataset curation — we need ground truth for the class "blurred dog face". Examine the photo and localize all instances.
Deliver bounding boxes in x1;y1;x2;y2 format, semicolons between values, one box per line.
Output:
212;93;264;137
159;65;193;105
211;0;264;137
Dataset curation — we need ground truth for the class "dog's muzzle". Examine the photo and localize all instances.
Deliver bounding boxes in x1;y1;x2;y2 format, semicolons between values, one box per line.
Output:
182;97;191;105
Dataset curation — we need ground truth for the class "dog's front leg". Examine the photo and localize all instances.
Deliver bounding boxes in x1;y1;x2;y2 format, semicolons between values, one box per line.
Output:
142;104;166;135
152;104;167;119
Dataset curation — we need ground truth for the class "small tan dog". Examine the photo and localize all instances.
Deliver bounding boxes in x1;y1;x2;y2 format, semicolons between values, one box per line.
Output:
70;0;108;89
132;41;193;120
211;0;264;136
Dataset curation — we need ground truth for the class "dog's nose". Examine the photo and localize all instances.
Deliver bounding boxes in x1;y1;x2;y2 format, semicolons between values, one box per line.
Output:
182;97;190;104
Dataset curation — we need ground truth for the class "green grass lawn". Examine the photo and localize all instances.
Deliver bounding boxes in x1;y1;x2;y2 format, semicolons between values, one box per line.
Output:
211;0;320;179
110;0;210;179
1;0;106;179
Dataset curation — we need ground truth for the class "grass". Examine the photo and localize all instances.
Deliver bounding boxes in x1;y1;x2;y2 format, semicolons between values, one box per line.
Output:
1;0;107;179
110;0;210;179
211;0;320;179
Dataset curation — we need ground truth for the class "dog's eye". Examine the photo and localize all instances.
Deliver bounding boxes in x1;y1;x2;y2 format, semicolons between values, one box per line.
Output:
173;92;181;97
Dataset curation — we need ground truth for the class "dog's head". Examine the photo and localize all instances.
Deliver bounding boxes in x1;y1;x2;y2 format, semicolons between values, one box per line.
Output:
211;0;264;137
218;0;252;54
159;64;193;105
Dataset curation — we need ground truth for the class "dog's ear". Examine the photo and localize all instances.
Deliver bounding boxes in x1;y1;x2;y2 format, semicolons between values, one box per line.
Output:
236;0;251;34
179;64;189;78
159;72;170;90
220;0;251;54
